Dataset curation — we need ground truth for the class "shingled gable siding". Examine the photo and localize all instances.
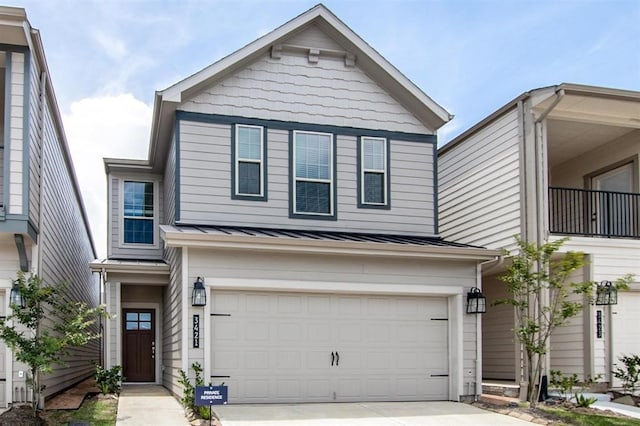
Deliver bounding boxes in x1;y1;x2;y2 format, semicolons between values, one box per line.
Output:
176;118;437;235
180;49;431;135
439;108;522;251
38;98;99;398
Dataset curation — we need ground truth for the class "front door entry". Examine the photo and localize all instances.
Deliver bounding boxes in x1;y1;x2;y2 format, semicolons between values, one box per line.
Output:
123;309;155;382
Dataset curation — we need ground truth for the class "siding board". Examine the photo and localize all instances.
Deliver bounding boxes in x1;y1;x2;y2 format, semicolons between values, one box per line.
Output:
178;122;436;235
439;108;522;251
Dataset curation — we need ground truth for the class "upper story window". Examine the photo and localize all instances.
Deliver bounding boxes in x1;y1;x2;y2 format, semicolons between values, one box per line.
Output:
233;125;266;200
123;181;154;244
359;137;389;208
292;130;335;218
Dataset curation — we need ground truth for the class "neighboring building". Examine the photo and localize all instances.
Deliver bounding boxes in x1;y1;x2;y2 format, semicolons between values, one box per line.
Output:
439;84;640;390
0;7;100;406
91;4;500;403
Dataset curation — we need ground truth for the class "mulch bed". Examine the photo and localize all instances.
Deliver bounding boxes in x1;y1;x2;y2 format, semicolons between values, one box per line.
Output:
0;405;46;426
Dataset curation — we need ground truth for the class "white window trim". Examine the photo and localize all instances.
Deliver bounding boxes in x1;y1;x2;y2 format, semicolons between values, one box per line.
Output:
235;124;264;197
361;137;388;205
293;130;334;216
119;179;160;249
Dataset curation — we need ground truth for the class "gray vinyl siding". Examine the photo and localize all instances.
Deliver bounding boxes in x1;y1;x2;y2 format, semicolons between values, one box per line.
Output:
178;120;436;235
37;100;99;398
28;54;41;230
482;273;516;380
7;52;25;215
106;282;118;368
189;248;480;394
162;246;183;395
181;27;431;135
439;108;522;251
163;136;176;225
108;173;164;259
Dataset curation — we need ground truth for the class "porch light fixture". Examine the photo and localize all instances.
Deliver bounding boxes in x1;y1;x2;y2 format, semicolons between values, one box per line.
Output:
595;280;618;306
466;287;486;314
192;277;207;307
10;280;25;309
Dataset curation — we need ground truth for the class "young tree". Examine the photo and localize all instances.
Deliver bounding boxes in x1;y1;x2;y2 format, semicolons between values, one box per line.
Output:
496;236;631;407
0;272;106;417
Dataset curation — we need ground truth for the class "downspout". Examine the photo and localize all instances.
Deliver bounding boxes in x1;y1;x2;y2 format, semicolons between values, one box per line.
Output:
475;255;503;399
37;70;46;275
532;88;565;401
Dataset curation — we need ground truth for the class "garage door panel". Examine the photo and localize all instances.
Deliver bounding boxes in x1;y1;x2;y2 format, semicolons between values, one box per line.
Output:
211;291;449;403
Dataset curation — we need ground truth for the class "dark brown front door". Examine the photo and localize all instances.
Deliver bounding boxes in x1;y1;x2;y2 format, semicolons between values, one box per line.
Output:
123;309;155;382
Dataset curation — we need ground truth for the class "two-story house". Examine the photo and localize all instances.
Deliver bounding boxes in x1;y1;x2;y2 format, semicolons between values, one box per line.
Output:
0;7;100;407
439;84;640;394
91;4;500;403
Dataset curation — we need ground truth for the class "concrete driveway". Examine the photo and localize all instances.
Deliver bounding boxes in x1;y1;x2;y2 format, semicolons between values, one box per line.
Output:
214;401;533;425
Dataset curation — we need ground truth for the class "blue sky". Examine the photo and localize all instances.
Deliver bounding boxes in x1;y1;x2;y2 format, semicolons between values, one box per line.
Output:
8;0;640;256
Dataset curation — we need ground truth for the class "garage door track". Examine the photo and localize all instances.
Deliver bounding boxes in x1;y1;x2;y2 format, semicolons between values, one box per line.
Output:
214;401;533;425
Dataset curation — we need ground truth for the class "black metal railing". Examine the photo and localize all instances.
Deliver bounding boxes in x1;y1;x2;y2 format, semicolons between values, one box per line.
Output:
549;187;640;238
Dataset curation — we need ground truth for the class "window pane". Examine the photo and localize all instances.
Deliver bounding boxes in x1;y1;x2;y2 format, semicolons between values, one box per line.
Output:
363;139;384;170
238;127;261;160
124;181;154;218
364;172;384;203
126;313;138;321
238;162;261;195
139;322;152;330
124;218;154;244
295;133;331;179
126;322;138;330
296;181;330;213
139;313;151;321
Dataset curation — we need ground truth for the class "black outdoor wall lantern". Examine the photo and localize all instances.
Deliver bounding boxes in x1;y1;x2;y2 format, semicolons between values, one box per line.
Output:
10;280;25;309
466;287;486;314
595;280;618;306
192;277;207;307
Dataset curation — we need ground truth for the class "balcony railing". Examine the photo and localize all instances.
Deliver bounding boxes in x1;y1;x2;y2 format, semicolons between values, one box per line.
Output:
549;187;640;238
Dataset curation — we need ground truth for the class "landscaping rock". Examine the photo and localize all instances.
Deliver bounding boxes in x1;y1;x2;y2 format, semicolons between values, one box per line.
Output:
612;395;637;407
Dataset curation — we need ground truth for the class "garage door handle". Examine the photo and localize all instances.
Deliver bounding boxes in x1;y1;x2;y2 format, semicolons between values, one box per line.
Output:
336;351;339;366
331;352;335;366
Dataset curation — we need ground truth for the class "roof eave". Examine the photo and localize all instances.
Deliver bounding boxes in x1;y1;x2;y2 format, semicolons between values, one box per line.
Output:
160;227;500;261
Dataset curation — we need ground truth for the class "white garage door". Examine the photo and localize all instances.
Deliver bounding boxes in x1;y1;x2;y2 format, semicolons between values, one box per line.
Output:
210;291;449;403
612;291;640;384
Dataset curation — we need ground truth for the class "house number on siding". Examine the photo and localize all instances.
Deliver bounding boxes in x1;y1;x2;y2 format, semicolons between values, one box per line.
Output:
193;314;200;348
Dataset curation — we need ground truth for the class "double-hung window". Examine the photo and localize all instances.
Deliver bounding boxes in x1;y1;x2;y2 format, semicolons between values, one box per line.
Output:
359;137;388;207
234;125;266;199
293;131;334;217
123;181;154;244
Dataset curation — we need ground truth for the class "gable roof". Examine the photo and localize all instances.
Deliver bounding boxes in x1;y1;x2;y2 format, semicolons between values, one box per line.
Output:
140;3;451;173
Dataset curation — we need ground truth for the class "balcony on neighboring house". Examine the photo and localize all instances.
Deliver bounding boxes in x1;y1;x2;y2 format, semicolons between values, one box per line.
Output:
0;145;3;217
549;187;640;238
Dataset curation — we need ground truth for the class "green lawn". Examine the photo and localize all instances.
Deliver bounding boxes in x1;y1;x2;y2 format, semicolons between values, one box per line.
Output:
541;407;640;426
44;395;118;426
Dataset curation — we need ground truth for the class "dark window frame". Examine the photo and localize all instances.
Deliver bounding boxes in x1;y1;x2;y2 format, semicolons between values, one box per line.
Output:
231;124;268;201
123;180;155;245
357;136;391;209
289;130;337;220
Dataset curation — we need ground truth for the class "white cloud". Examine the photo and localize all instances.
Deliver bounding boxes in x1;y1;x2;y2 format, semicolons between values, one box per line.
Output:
63;94;151;258
92;30;128;60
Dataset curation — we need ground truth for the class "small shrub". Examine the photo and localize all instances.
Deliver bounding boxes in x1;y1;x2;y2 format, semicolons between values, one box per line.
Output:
95;364;123;394
575;393;597;407
550;370;601;406
178;362;211;420
612;354;640;395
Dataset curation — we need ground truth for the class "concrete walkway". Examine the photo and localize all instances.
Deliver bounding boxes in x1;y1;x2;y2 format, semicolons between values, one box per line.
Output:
116;385;189;425
214;401;534;425
582;392;640;420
